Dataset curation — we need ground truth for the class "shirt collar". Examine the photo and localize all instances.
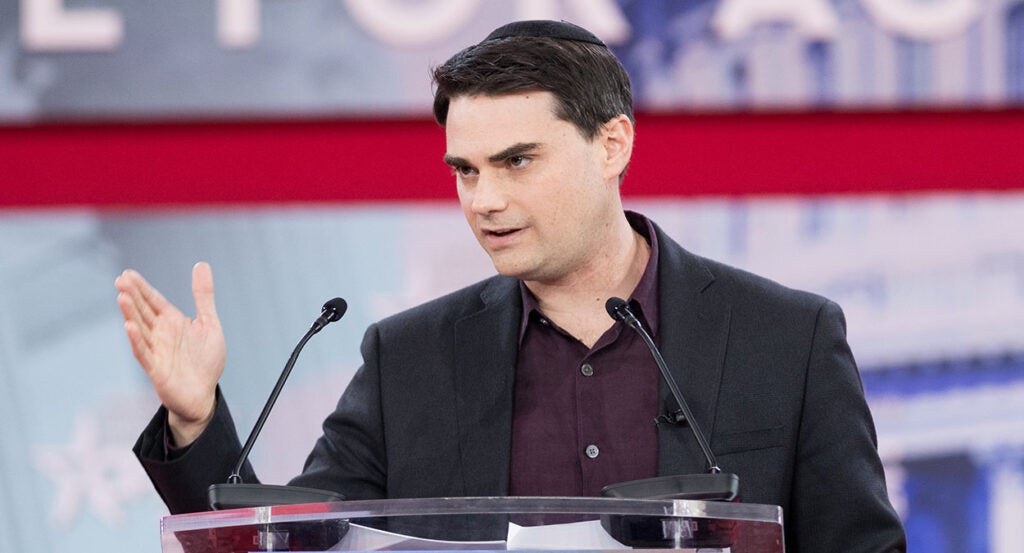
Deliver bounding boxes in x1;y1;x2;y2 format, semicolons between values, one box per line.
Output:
518;211;660;344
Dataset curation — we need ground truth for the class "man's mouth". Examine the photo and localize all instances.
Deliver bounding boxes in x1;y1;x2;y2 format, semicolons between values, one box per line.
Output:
482;227;524;244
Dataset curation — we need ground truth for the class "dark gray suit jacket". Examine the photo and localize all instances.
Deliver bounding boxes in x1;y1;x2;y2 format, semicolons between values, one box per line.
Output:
136;222;906;552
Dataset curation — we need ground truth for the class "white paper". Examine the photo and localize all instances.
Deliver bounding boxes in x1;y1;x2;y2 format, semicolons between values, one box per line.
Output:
332;522;506;551
506;520;630;550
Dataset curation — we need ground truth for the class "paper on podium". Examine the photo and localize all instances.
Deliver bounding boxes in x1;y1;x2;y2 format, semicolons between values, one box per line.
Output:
505;520;715;552
332;523;505;550
505;520;629;550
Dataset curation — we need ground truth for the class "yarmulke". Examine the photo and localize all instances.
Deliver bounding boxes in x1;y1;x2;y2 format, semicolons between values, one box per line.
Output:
483;20;606;47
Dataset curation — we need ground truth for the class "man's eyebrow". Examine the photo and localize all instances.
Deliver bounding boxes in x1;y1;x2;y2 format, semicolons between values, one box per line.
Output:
442;154;469;168
488;142;540;163
443;142;542;168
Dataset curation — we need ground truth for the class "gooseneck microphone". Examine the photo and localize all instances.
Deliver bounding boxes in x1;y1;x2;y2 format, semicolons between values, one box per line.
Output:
208;298;349;510
605;297;720;473
601;297;738;501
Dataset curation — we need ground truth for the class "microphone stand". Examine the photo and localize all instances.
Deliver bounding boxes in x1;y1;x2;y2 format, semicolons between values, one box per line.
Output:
207;298;349;510
601;297;738;502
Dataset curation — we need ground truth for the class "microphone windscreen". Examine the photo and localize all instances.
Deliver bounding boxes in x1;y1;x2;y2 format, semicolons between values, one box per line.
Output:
605;297;629;321
322;297;348;322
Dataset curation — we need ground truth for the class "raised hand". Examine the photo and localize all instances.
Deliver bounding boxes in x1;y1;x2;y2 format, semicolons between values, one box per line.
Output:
115;262;226;446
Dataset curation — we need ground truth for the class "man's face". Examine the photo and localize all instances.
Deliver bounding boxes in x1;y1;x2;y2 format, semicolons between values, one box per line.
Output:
443;91;629;285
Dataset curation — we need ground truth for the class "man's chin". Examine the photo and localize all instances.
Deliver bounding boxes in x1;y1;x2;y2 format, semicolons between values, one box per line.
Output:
489;256;534;280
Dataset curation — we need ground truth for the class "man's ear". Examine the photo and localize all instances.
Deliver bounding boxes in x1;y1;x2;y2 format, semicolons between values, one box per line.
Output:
600;114;634;182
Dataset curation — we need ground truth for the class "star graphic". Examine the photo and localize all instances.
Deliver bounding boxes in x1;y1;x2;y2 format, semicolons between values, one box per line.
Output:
32;412;151;527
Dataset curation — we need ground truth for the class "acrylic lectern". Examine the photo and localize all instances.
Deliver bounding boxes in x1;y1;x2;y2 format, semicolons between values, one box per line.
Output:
160;496;784;552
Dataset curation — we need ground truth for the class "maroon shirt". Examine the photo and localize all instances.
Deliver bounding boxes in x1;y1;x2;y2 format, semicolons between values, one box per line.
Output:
508;212;661;497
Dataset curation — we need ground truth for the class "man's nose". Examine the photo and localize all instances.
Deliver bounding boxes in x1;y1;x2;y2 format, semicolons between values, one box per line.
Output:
470;172;509;214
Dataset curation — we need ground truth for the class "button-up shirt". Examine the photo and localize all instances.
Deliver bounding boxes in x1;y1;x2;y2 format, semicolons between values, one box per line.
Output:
508;212;661;497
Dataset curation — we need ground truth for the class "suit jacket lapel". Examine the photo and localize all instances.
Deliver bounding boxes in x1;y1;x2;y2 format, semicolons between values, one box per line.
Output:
653;224;732;476
452;276;521;496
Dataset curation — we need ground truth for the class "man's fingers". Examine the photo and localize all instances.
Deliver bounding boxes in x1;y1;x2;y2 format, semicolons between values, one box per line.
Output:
116;270;158;328
116;291;154;350
115;277;156;349
123;319;154;370
192;262;218;323
115;288;139;326
131;269;176;322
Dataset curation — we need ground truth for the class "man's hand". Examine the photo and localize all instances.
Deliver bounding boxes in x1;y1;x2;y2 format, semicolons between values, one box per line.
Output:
115;262;226;447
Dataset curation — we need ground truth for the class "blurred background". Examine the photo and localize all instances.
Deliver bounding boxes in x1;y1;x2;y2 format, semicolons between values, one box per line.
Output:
1;1;1023;551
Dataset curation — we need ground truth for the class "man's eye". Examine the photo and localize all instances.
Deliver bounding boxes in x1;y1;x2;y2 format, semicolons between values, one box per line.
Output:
508;156;530;169
454;166;478;178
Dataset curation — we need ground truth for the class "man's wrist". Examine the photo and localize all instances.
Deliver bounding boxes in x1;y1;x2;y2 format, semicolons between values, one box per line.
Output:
167;398;216;448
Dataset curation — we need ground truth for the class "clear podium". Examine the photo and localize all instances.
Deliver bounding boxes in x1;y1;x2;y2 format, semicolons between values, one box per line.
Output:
159;497;784;552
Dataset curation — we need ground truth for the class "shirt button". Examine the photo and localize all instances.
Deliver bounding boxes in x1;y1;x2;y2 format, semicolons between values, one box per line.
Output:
538;317;550;326
580;363;594;377
585;444;600;459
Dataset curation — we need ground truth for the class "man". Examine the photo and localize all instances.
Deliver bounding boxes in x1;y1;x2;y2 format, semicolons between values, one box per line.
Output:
118;20;906;552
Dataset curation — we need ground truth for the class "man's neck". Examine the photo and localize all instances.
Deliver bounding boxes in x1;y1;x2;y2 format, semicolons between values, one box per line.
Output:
524;216;651;347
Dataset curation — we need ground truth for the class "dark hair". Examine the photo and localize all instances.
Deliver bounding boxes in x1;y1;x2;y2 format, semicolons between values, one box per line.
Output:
431;35;634;140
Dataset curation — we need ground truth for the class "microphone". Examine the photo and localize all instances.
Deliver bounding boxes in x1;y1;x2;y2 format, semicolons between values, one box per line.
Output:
312;297;348;332
208;298;349;510
600;297;738;502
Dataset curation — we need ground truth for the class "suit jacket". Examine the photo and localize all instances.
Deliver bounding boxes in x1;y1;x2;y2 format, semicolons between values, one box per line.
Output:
136;221;906;552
